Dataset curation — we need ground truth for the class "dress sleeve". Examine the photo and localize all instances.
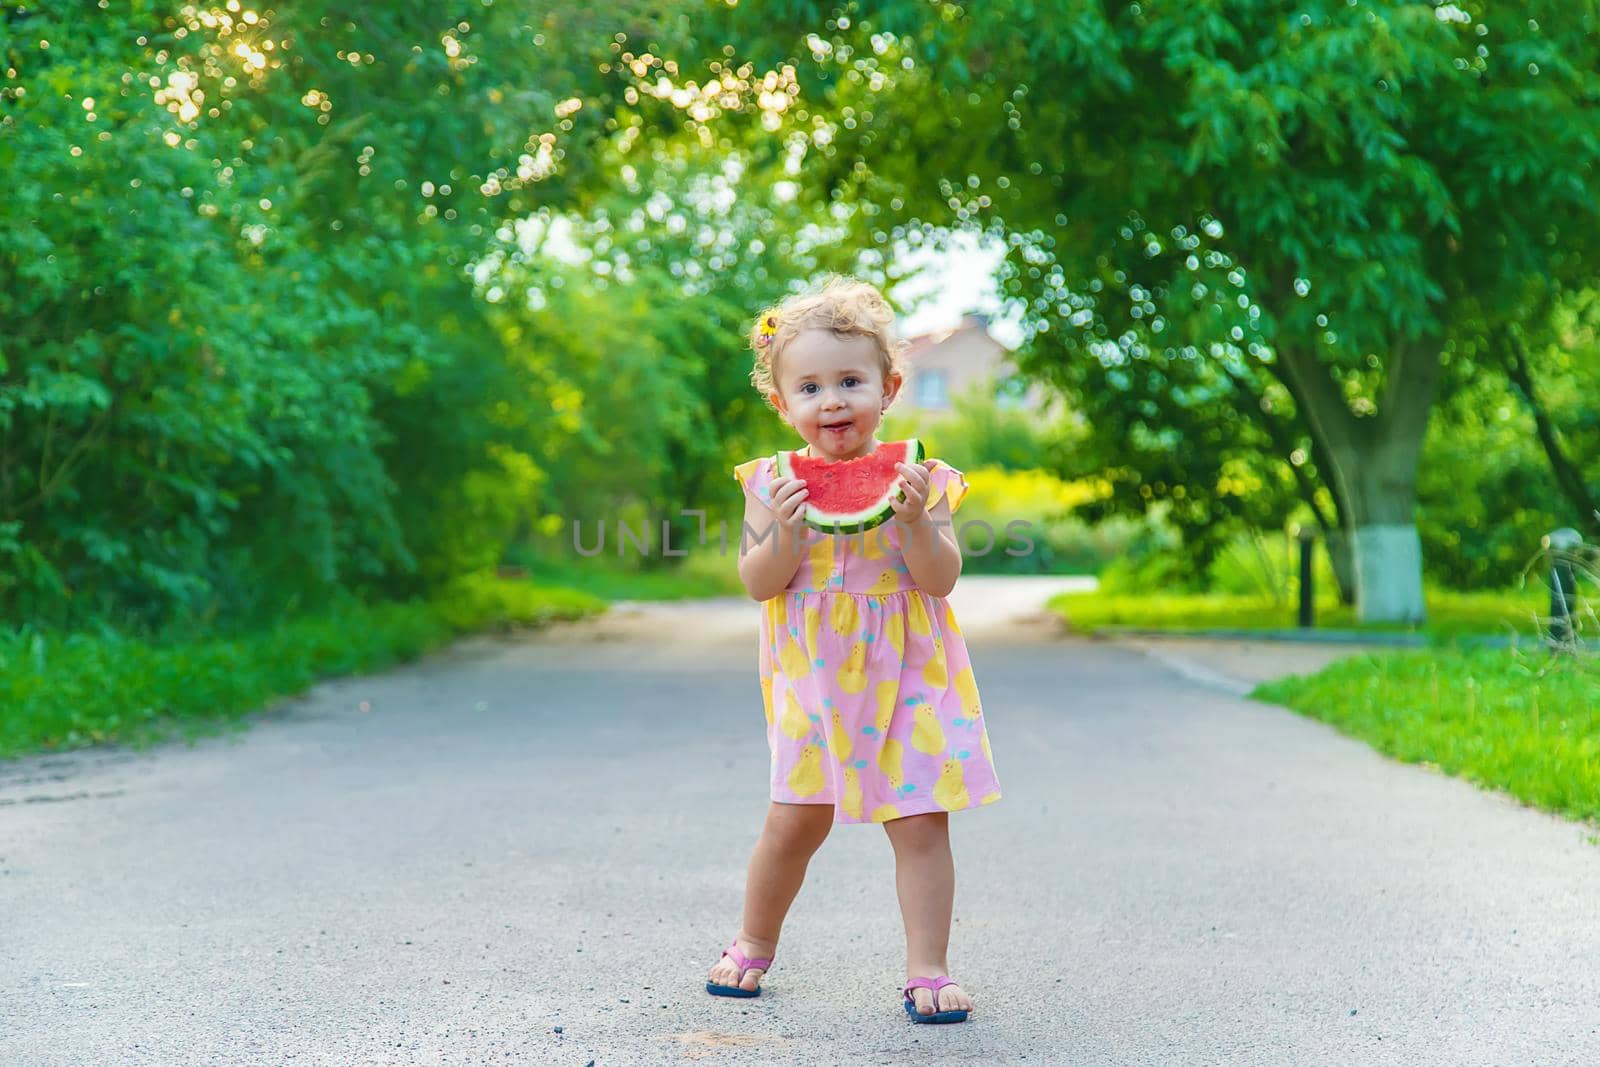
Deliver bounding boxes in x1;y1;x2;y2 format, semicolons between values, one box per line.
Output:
925;459;970;515
733;456;777;508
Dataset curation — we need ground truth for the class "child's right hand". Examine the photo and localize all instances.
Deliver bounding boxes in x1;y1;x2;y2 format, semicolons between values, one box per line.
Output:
767;476;810;533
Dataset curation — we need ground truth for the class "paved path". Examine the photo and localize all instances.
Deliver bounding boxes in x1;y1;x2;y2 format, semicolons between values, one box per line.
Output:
1110;635;1403;696
2;577;1597;1065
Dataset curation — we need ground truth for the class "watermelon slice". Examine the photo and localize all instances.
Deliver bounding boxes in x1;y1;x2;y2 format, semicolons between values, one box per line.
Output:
774;438;926;533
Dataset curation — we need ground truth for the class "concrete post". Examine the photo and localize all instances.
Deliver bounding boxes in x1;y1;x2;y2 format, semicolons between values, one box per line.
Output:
1297;528;1317;629
1544;527;1583;649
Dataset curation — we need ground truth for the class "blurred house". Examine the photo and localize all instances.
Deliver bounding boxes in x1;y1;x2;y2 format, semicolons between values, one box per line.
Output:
895;313;1044;413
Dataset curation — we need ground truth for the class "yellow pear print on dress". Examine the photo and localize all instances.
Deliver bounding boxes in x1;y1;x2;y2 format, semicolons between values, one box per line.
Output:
908;595;932;637
953;667;981;718
944;600;963;638
871;803;901;822
981;727;993;765
933;758;969;811
807;534;834;588
788;743;826;798
836;639;869;694
778;688;811;741
884;611;906;659
979;790;1001;806
858;524;890;561
841;767;864;819
831;705;853;762
867;568;900;594
874;679;898;735
768;595;788;639
829;594;859;637
911;703;946;755
804;601;823;661
922;635;948;689
760;675;775;726
878;737;905;789
778;633;811;680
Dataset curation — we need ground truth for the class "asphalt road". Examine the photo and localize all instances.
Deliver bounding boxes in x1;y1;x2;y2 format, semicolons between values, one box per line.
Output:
3;576;1597;1065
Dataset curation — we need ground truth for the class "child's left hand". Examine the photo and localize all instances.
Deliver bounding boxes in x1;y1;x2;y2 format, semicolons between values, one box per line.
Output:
891;462;932;526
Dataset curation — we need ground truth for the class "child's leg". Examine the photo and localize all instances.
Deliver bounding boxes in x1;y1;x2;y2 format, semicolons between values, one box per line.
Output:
882;811;976;1016
708;801;835;992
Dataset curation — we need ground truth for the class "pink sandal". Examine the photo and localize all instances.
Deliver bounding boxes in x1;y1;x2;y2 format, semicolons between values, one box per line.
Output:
705;939;773;998
903;975;970;1023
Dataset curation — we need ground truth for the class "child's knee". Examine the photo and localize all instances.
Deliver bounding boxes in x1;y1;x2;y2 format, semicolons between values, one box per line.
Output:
766;802;834;850
883;811;949;853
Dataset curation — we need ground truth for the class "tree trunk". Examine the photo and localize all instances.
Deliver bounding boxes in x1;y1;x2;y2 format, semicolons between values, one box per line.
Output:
1327;436;1429;624
1272;342;1441;624
1305;432;1358;607
1221;361;1360;604
1323;525;1357;607
1257;359;1360;606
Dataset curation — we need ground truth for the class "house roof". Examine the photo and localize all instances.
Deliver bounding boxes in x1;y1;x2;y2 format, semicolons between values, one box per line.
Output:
900;313;1003;360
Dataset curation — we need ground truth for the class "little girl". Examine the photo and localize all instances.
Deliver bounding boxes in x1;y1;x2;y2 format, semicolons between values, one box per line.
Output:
706;276;1001;1023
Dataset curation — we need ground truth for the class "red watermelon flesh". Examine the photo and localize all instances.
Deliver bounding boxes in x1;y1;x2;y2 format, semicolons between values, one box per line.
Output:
774;438;925;533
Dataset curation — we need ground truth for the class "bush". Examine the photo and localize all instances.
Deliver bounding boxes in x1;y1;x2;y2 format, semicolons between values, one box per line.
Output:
884;385;1079;474
1092;510;1201;593
954;467;1133;575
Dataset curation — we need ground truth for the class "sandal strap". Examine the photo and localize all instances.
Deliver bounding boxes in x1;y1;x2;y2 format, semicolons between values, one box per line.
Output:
903;975;955;1005
721;940;773;976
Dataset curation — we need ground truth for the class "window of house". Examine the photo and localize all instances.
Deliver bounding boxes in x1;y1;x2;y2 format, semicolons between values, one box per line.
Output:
916;370;948;408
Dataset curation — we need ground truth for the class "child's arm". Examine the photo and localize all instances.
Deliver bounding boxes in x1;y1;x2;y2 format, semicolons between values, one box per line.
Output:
893;462;962;597
738;475;810;601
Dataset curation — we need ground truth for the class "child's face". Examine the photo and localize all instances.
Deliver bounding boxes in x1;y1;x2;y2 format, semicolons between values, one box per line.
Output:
768;329;902;461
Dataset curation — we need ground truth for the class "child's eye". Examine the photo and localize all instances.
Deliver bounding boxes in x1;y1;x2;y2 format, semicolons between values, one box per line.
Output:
843;377;861;387
801;383;819;394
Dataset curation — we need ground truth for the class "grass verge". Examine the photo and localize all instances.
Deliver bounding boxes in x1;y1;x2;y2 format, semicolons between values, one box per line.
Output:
0;572;605;759
515;548;745;601
1049;588;1549;640
1256;648;1600;826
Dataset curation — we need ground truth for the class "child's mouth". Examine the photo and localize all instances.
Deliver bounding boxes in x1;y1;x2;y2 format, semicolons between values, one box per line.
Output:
823;421;852;434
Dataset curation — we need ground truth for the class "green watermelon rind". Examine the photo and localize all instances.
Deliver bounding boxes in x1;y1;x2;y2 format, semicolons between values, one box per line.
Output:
773;438;926;534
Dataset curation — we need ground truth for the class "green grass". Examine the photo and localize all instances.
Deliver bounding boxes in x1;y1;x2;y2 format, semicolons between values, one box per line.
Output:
515;547;745;601
1048;587;1550;640
0;572;605;759
1256;648;1600;825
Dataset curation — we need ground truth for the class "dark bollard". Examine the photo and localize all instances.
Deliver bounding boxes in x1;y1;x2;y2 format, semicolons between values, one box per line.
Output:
1544;527;1583;648
1297;527;1316;629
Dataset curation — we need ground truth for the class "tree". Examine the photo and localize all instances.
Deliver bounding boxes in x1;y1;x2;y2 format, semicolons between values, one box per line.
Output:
1037;331;1360;598
1415;367;1566;589
653;0;1600;621
478;139;865;565
1495;290;1600;539
0;3;634;625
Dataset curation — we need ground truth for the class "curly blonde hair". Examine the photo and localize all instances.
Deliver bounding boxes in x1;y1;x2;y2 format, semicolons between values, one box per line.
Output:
749;275;905;407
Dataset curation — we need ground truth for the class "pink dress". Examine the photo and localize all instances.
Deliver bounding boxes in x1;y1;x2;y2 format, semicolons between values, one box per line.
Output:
733;454;1002;824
